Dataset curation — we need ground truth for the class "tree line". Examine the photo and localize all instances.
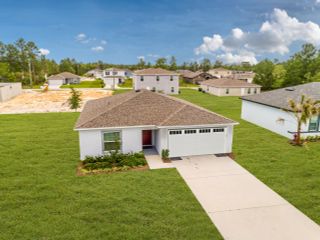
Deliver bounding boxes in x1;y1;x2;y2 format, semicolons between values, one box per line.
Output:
1;38;319;89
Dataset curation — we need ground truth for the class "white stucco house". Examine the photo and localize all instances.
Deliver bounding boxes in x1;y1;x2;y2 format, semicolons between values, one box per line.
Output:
241;82;320;139
47;72;81;89
0;82;22;102
75;90;237;160
102;68;132;89
133;68;180;94
208;68;233;78
85;68;104;79
201;78;261;96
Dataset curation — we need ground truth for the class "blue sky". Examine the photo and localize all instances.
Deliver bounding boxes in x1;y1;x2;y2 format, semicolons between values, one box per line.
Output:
1;0;320;64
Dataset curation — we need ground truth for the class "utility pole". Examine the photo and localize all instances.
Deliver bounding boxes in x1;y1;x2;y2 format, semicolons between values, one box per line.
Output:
28;58;33;87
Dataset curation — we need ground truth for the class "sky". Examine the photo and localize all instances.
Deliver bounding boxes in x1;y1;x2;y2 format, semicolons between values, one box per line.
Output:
1;0;320;64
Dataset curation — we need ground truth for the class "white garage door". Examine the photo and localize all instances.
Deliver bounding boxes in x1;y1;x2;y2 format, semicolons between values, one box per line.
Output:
48;80;63;89
168;128;226;157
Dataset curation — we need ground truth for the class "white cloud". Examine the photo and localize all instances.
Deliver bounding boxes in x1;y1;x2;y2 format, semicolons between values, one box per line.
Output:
101;40;107;45
91;46;104;52
316;0;320;5
147;54;161;58
137;56;145;61
75;33;86;42
195;8;320;64
194;34;224;55
217;51;258;65
39;48;50;56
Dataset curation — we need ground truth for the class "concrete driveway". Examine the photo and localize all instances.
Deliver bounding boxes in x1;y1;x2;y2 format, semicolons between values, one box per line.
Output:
172;155;320;240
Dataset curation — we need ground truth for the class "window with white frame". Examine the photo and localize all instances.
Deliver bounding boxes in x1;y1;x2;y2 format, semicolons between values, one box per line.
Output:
185;129;197;134
309;116;319;132
199;128;211;133
171;87;175;93
254;88;257;94
156;76;160;81
212;128;224;132
247;88;251;94
140;76;144;81
103;131;121;152
226;88;229;94
169;130;182;135
105;71;110;75
170;76;173;81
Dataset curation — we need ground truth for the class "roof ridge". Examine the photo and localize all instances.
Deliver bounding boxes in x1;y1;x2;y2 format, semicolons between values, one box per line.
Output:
76;91;141;128
159;105;187;126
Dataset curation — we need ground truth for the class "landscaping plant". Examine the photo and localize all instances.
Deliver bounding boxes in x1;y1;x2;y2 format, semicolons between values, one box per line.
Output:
285;95;320;145
68;87;82;111
161;149;170;161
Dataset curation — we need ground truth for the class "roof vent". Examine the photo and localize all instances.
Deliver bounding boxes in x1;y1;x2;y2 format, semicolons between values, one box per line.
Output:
285;87;295;91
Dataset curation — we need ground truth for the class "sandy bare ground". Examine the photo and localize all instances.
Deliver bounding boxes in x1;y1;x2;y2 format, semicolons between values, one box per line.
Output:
0;89;112;114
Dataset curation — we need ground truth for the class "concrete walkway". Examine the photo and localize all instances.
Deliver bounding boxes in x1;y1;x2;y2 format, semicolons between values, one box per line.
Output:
145;153;320;240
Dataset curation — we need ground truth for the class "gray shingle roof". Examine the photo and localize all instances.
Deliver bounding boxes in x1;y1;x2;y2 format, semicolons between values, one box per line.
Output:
201;78;261;88
48;72;80;80
75;90;236;129
241;82;320;110
134;68;179;76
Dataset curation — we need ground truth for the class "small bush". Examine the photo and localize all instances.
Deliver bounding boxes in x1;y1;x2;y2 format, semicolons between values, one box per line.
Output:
161;149;169;160
82;152;146;171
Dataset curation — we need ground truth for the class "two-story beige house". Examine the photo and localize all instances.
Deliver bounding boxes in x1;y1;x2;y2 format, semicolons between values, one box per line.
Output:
133;68;179;94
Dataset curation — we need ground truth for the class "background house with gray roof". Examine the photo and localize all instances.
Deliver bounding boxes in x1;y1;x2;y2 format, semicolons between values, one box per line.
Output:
241;82;320;138
47;72;81;89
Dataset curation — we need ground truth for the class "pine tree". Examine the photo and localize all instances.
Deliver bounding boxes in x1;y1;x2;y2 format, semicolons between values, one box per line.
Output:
68;87;82;112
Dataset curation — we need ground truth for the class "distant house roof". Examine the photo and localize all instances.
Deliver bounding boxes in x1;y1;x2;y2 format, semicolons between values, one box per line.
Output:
48;72;80;80
211;68;231;72
105;68;131;72
241;82;320;110
75;90;236;129
134;68;179;76
201;78;261;88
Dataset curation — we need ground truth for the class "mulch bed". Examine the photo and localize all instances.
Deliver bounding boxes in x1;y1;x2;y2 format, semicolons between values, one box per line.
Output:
76;162;149;176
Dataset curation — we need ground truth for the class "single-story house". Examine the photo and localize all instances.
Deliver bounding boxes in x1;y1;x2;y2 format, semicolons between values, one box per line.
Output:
133;68;180;94
85;68;104;78
241;82;320;139
177;70;216;84
208;68;233;78
200;78;261;96
0;82;22;102
75;90;237;160
48;72;81;89
102;68;132;89
231;71;256;83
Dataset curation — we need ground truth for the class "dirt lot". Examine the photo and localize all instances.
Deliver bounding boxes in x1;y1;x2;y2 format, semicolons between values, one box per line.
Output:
0;89;112;114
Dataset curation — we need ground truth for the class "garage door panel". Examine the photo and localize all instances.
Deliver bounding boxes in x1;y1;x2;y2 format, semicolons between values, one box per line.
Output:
168;128;226;157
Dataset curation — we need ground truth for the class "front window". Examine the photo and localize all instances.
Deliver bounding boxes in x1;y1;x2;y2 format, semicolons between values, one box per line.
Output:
247;88;251;94
170;76;173;81
226;89;229;94
254;88;257;94
171;87;174;93
156;76;160;81
140;76;144;81
105;71;110;75
309;116;319;132
103;131;121;152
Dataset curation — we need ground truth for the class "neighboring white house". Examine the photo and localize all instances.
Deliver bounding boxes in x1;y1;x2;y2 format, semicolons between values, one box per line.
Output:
201;78;261;96
241;82;320;139
85;68;104;79
0;82;22;102
74;89;237;160
47;72;81;89
208;68;233;78
102;68;132;89
133;68;180;94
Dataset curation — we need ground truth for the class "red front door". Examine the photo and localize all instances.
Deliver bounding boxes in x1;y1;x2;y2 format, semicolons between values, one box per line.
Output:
142;130;152;146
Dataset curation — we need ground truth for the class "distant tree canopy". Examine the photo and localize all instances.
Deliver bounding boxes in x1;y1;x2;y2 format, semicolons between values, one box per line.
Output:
1;38;320;89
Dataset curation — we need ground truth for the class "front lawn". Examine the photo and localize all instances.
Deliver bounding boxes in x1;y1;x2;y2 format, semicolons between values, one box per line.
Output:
60;80;104;88
118;78;133;88
178;89;320;224
0;113;222;239
179;79;198;88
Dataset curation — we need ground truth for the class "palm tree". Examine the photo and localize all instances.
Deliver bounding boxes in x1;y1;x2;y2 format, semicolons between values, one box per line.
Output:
285;95;320;145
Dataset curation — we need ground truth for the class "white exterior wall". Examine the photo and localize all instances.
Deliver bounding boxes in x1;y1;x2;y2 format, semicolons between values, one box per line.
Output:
133;75;179;94
48;79;64;89
241;100;310;139
0;83;22;102
79;130;103;160
201;85;261;97
122;128;142;153
103;77;124;88
155;128;168;154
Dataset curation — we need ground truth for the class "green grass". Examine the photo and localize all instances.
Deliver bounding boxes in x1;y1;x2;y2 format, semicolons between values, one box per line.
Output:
179;79;198;88
0;112;222;240
22;84;42;89
177;89;320;224
118;78;133;88
60;80;103;89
